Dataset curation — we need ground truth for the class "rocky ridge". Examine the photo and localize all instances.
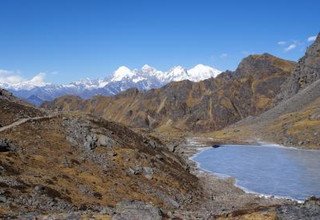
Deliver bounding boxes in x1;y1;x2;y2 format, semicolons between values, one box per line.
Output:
207;33;320;149
278;33;320;100
43;53;295;133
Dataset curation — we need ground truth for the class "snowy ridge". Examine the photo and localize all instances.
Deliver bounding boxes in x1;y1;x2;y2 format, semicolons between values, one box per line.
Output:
0;64;221;105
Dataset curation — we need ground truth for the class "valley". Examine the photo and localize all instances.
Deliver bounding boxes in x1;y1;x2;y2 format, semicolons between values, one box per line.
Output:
1;25;320;220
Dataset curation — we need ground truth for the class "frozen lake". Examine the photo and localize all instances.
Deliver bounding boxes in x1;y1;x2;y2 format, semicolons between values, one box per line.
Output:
192;144;320;200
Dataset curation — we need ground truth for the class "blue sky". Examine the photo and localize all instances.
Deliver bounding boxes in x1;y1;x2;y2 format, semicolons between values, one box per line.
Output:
0;0;319;84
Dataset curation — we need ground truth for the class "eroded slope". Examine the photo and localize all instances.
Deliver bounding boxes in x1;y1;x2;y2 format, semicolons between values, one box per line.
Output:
43;54;295;133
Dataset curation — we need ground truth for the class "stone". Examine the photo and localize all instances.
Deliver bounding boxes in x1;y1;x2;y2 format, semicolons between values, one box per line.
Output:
97;135;115;148
34;185;46;194
168;144;178;152
84;134;98;150
108;151;117;157
155;154;164;160
143;167;154;180
0;195;7;203
112;200;162;220
100;206;114;215
0;139;14;152
149;140;157;149
128;167;143;175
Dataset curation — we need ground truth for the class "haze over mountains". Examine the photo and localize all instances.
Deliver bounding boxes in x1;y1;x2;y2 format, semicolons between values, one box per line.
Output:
0;64;221;106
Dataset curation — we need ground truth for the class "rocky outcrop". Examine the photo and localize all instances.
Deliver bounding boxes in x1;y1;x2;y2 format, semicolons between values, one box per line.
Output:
0;109;201;217
276;196;320;219
43;54;295;132
211;34;320;149
112;200;163;220
278;33;320;100
0;139;15;152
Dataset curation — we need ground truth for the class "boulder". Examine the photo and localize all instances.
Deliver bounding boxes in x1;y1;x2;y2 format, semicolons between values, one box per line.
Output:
97;135;115;148
128;167;143;175
143;167;154;180
84;134;98;150
112;200;162;220
0;139;15;152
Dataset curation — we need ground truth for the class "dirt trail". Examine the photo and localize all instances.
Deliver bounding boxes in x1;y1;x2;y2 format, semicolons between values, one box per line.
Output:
0;115;58;133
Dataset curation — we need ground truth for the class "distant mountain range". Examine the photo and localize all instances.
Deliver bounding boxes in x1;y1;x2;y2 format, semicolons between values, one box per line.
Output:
43;53;296;132
0;64;221;105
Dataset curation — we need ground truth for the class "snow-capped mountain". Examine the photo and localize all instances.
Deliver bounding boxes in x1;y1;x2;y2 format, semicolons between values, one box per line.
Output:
1;64;221;105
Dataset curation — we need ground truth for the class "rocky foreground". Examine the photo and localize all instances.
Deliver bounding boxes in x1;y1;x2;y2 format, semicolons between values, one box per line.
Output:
1;89;320;219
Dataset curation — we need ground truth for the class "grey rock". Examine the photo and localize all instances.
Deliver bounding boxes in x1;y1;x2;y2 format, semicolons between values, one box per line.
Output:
0;139;15;152
168;143;178;152
97;135;115;148
108;151;118;157
100;206;114;215
278;34;320;101
84;134;98;150
276;196;320;220
155;154;164;160
0;195;7;203
112;200;162;220
149;140;157;149
128;167;143;175
34;185;46;194
143;167;153;175
143;167;154;180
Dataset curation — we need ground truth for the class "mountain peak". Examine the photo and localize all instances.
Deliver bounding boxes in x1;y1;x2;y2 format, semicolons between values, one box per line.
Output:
141;64;153;71
188;64;221;81
111;66;134;82
236;53;295;77
5;64;222;105
166;66;189;81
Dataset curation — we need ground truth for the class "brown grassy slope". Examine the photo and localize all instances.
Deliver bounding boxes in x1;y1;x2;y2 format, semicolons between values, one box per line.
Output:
0;113;200;217
206;34;320;149
43;54;295;133
206;79;320;149
0;88;44;126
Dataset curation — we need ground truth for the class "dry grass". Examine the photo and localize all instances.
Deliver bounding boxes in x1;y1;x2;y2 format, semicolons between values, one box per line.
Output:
0;114;200;215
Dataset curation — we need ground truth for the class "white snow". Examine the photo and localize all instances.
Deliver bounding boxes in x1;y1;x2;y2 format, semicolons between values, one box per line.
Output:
164;66;189;81
188;64;221;82
0;64;221;94
132;76;146;83
111;66;134;82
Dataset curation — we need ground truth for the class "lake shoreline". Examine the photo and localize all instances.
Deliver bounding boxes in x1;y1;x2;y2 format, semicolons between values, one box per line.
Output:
190;146;304;203
191;143;320;202
172;137;297;217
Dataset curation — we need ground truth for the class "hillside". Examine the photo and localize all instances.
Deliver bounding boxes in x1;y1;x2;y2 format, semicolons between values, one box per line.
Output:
1;89;294;218
278;34;320;100
208;34;320;149
0;88;204;218
0;88;44;127
43;54;295;133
